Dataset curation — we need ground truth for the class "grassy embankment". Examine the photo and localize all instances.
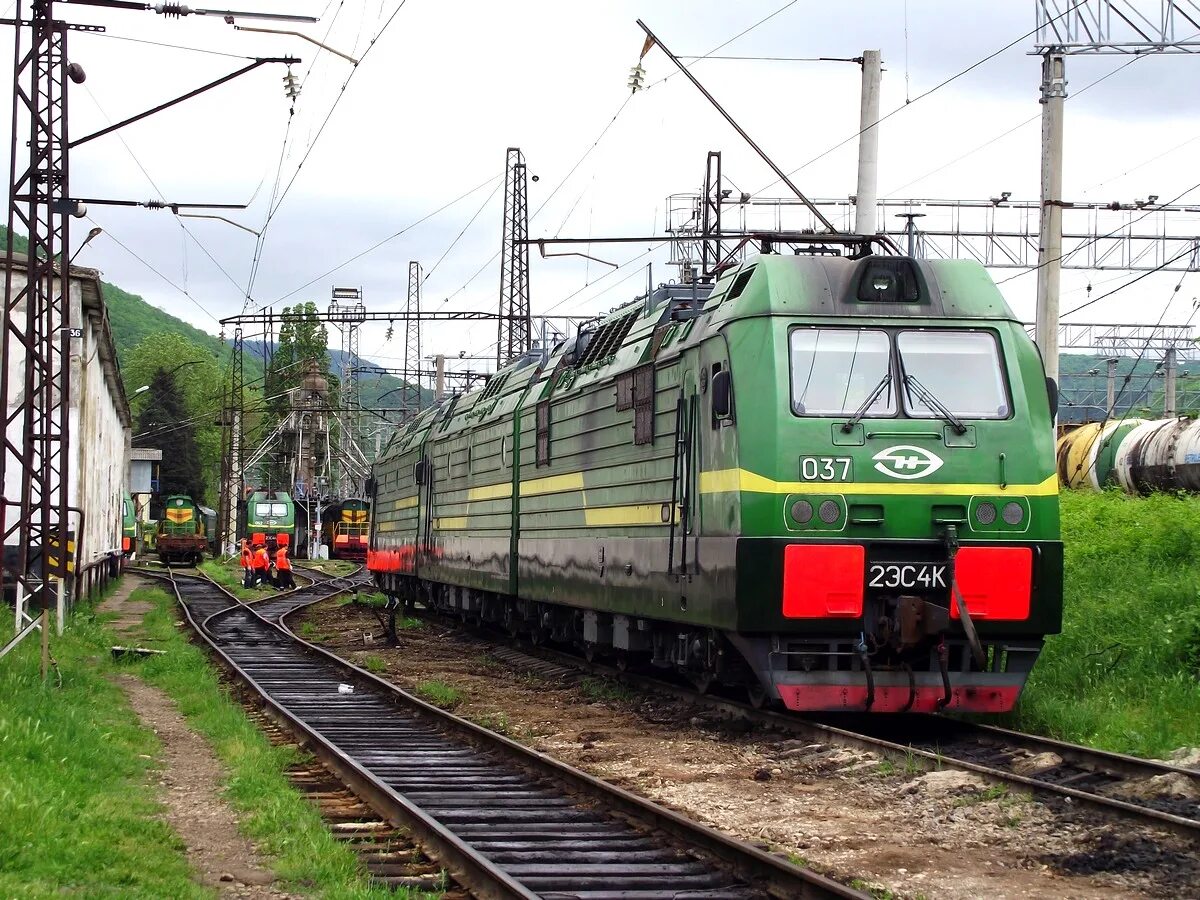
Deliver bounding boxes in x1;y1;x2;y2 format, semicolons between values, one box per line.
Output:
0;585;414;898
0;597;203;898
1006;490;1200;757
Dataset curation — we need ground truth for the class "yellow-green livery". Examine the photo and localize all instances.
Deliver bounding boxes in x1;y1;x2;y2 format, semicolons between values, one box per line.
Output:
369;251;1062;712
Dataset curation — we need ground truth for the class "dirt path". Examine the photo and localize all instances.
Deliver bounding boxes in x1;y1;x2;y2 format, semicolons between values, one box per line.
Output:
114;674;301;899
96;571;153;636
296;600;1199;900
102;572;299;898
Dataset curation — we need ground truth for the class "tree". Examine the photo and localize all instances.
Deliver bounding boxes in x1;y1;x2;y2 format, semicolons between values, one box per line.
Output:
265;302;336;417
134;368;205;505
124;333;223;505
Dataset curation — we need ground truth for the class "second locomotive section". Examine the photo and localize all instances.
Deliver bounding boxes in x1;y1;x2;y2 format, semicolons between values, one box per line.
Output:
368;253;1062;713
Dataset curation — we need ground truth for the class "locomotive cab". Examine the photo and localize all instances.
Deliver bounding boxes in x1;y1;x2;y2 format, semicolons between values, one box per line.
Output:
713;253;1062;712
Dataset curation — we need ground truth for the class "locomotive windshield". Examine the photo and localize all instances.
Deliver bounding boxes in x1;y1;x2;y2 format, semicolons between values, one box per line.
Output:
254;502;288;519
789;327;1008;420
897;331;1009;419
789;329;894;416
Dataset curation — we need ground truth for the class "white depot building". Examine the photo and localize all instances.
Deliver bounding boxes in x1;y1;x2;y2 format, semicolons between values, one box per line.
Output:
2;253;132;596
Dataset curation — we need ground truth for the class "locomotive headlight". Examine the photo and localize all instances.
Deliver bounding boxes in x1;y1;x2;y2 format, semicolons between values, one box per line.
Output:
975;501;997;525
1002;501;1024;525
818;499;841;524
791;500;814;524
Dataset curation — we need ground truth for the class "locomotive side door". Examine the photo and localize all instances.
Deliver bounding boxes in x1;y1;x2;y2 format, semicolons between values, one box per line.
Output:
669;372;700;590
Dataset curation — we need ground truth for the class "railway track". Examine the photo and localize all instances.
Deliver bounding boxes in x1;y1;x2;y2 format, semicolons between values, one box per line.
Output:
382;606;1200;843
140;566;866;899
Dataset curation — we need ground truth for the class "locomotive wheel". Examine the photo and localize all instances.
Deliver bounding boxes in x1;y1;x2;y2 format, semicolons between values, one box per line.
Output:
503;608;521;638
688;669;716;694
746;682;769;709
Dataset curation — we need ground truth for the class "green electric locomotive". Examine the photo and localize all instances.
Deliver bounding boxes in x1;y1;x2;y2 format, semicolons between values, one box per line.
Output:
369;249;1061;713
244;490;296;551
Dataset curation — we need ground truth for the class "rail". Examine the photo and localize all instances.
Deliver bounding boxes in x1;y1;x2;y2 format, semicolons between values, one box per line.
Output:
406;609;1200;842
153;566;866;899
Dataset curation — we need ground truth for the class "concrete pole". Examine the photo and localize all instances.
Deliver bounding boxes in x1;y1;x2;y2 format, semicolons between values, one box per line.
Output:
435;355;446;401
1165;347;1178;417
40;607;48;681
1035;52;1067;387
1106;357;1118;417
223;406;241;556
855;50;882;236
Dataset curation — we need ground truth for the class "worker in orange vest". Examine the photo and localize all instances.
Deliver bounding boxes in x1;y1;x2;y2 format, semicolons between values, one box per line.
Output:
274;543;294;590
252;541;270;587
240;539;254;588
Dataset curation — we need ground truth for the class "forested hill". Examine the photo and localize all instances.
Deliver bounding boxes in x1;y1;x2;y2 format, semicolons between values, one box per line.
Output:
0;225;409;407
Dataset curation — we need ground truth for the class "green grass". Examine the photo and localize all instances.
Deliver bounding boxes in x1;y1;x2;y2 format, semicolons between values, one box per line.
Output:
579;676;636;704
1004;491;1200;757
126;586;411;898
199;557;263;602
415;680;463;710
951;783;1008;808
361;654;387;674
0;603;207;898
475;712;512;735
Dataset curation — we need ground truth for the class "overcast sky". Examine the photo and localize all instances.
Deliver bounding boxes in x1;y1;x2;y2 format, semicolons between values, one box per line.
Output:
4;0;1200;375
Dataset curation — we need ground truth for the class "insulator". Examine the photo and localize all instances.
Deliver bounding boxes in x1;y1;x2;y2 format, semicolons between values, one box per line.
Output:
153;3;191;17
283;70;301;102
627;64;646;93
145;199;167;210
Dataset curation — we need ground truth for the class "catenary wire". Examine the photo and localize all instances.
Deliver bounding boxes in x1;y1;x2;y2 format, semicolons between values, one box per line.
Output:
883;54;1145;198
756;1;1087;194
263;173;502;310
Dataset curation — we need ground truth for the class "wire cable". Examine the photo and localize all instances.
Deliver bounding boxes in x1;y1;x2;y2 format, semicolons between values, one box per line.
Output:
997;177;1200;287
756;0;1087;194
256;1;410;242
884;54;1145;198
264;172;502;310
1069;274;1193;484
644;0;801;91
89;217;221;325
1061;246;1195;318
80;83;249;301
87;32;255;60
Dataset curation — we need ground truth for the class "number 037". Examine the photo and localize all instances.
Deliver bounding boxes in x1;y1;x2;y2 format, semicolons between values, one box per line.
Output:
799;456;852;481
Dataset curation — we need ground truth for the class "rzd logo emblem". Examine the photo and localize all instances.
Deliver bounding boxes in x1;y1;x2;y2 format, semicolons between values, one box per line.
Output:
872;445;944;480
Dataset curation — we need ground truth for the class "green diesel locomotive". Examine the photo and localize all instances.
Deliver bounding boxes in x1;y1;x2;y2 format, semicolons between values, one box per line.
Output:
156;494;207;566
369;249;1062;713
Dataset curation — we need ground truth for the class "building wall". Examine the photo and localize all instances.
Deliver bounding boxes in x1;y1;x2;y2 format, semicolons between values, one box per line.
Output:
73;283;130;561
2;260;131;581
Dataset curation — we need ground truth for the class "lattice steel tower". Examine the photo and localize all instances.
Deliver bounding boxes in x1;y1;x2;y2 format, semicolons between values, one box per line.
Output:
403;261;422;419
1;0;77;643
497;147;530;366
328;287;365;497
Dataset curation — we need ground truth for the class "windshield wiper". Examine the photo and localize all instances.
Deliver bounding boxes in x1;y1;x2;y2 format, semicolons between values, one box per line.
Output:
840;371;891;433
903;373;968;435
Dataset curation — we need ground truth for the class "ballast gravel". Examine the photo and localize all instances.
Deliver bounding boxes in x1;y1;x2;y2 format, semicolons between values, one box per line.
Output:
296;599;1198;900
